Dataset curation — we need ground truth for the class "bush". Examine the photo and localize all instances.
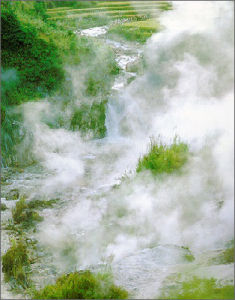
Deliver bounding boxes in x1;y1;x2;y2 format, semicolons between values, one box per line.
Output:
137;138;189;175
2;239;31;288
33;270;128;299
160;276;234;299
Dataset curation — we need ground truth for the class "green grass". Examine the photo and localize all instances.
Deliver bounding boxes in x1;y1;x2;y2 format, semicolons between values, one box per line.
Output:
12;197;43;229
137;138;189;175
27;198;58;210
46;1;98;10
2;239;32;288
46;0;172;21
49;9;157;20
1;2;65;106
5;188;20;200
1;0;120;166
33;271;128;299
160;276;234;299
43;35;119;138
210;247;234;265
1;1;72;166
107;19;160;43
181;246;195;262
1;203;8;211
70;100;107;139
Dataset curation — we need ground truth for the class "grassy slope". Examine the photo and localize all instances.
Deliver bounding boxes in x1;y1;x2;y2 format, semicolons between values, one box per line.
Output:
160;276;234;299
33;271;128;299
2;0;170;167
1;1;120;166
1;1;78;166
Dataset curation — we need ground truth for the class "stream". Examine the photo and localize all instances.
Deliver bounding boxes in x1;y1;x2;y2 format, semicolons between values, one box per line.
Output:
1;2;234;299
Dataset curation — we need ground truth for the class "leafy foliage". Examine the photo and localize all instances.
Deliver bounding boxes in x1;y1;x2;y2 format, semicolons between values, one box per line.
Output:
33;270;128;299
137;138;189;175
160;276;234;299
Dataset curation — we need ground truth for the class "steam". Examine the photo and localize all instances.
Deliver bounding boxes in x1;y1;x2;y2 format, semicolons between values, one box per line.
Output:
15;0;234;294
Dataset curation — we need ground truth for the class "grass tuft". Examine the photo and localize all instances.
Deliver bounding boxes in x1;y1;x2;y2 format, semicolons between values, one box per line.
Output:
2;239;32;288
70;100;107;138
12;196;43;229
27;198;58;210
137;138;189;175
33;270;128;299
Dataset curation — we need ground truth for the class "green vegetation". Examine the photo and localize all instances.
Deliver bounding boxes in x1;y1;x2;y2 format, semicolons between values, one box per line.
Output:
1;0;120;166
184;253;195;262
160;276;234;299
12;197;43;229
33;270;128;299
46;1;172;22
1;0;168;167
1;1;64;105
1;203;8;211
5;188;20;200
1;1;73;166
46;1;98;10
210;247;234;265
2;239;32;288
70;100;107;138
137;138;189;175
27;198;58;210
181;246;195;262
107;19;160;43
74;36;120;98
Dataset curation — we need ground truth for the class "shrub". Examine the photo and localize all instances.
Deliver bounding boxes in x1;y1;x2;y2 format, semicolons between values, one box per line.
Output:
33;270;128;299
137;138;189;175
160;276;234;299
2;239;31;288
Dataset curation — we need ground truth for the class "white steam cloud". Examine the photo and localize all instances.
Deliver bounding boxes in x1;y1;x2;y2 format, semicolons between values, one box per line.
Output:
17;1;234;296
